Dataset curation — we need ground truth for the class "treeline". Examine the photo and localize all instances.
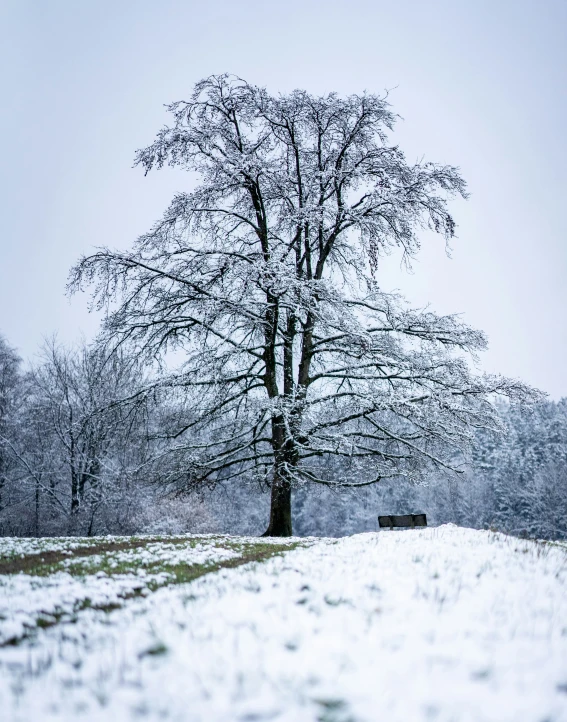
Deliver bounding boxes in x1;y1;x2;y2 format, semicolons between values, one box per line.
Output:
1;334;565;539
292;395;567;540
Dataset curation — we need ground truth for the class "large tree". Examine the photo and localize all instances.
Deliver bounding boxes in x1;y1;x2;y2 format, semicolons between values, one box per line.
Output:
70;75;538;536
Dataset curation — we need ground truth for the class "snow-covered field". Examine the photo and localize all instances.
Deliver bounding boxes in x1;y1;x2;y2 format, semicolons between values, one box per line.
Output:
0;526;566;722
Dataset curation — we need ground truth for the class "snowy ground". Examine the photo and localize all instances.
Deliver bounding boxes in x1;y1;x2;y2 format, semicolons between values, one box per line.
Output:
0;526;566;722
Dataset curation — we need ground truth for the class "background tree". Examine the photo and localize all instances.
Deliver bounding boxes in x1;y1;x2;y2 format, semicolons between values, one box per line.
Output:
70;75;539;536
469;400;567;539
0;335;21;514
1;340;152;536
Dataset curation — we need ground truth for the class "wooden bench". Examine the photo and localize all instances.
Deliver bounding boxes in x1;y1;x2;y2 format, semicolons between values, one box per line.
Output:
378;513;427;530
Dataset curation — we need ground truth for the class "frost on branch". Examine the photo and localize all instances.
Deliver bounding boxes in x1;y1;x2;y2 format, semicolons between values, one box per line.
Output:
69;75;541;535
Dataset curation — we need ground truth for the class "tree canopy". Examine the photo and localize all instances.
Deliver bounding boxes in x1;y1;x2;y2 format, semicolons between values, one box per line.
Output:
70;75;539;535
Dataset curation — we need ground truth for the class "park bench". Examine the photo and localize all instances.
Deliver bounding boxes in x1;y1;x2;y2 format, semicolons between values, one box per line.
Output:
378;513;427;530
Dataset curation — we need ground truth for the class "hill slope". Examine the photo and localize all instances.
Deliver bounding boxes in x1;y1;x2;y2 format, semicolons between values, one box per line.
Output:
0;526;566;722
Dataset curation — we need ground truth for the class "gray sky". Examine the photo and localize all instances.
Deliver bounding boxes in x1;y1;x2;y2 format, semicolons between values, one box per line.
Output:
1;0;566;397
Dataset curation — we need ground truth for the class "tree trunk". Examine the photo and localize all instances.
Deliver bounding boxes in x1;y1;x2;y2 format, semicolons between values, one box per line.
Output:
34;479;40;537
263;410;295;536
262;477;292;537
71;470;80;515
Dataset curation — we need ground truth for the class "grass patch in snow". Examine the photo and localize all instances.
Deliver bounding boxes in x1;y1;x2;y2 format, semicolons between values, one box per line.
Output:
315;698;356;722
3;537;294;578
1;535;227;575
0;535;304;646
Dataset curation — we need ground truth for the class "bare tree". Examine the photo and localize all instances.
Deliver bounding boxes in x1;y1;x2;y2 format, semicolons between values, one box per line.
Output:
70;75;540;536
0;334;21;513
4;340;150;535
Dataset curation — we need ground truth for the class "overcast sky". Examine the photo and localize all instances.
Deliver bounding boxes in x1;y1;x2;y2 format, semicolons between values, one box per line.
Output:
1;0;565;397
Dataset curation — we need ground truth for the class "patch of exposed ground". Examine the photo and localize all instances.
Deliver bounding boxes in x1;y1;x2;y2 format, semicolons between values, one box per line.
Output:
0;537;302;646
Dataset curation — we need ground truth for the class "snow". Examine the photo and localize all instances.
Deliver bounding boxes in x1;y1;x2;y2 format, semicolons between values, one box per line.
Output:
0;536;108;559
0;525;566;721
0;536;248;645
0;533;234;559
